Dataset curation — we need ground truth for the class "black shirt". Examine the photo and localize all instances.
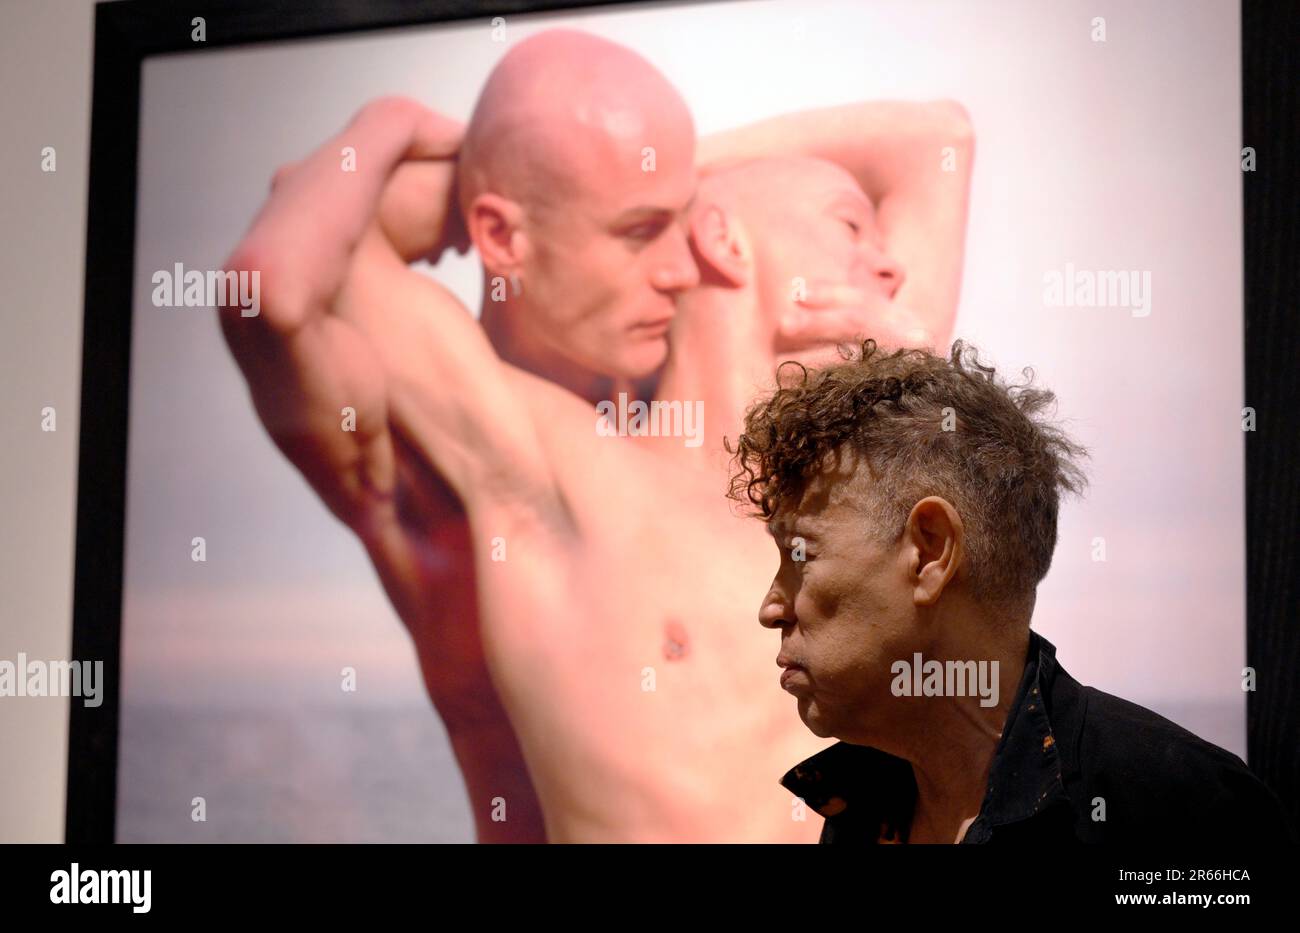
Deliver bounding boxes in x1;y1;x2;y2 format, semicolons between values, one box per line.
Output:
778;630;1295;844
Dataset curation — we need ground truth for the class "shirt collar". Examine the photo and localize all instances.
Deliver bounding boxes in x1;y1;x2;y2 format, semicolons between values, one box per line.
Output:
778;630;1072;841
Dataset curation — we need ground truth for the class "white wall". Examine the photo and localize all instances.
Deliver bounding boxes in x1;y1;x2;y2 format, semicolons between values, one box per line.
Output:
0;0;98;843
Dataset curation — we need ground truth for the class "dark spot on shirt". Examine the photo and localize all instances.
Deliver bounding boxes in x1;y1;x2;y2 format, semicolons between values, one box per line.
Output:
821;796;848;817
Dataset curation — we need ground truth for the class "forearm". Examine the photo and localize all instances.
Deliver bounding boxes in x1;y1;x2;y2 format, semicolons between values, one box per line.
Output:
375;157;467;264
216;98;458;527
229;96;452;332
698;100;973;203
701;99;975;337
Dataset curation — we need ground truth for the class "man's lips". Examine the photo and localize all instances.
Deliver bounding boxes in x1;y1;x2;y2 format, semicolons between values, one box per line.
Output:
630;316;673;334
777;657;808;691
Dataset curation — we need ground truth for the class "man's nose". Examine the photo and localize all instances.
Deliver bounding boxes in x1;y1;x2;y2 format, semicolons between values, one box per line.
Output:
868;245;906;301
758;584;793;630
651;226;700;293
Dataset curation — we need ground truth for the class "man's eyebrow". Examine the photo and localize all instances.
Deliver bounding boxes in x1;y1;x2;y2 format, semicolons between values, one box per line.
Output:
615;191;696;224
766;519;816;541
827;186;875;215
613;205;676;223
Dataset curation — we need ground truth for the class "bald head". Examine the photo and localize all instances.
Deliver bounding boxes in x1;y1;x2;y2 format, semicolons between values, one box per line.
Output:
456;30;700;383
460;29;694;219
686;155;923;361
695;156;868;234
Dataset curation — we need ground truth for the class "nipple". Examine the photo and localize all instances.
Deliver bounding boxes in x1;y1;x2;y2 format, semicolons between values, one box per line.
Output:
662;619;690;661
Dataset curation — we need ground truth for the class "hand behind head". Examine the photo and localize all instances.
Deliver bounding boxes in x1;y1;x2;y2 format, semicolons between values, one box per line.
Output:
779;283;935;356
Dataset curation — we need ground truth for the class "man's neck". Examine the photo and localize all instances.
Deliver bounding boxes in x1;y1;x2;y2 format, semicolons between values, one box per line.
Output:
866;624;1032;844
480;299;622;405
656;286;776;453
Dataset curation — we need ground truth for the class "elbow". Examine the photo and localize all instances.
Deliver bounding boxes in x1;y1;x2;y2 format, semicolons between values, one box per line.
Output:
935;99;975;150
219;242;313;337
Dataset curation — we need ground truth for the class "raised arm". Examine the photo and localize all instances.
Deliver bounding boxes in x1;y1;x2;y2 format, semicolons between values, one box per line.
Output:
219;96;564;538
698;100;975;337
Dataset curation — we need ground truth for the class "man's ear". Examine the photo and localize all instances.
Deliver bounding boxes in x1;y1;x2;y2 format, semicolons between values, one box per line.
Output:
688;203;750;287
465;191;527;275
904;496;964;607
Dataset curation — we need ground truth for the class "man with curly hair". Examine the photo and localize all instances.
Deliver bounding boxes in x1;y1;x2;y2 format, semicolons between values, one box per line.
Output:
729;339;1294;844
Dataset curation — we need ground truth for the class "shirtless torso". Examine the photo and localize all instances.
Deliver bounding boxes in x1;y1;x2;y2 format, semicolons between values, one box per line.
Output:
339;220;831;842
475;369;833;842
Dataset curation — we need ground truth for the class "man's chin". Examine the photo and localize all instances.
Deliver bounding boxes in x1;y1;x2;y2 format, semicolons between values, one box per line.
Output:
616;337;670;380
797;697;835;738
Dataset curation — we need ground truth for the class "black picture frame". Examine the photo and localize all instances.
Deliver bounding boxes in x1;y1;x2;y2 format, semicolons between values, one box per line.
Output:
1241;0;1299;838
67;0;1299;843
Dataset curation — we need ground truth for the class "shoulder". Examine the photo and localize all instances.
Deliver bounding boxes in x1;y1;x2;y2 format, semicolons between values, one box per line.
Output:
501;365;681;496
1078;687;1240;777
1069;685;1294;841
501;365;625;458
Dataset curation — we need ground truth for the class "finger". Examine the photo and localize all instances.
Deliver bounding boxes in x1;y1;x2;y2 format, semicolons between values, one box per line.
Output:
795;282;874;310
781;303;935;350
870;305;934;350
450;212;472;254
779;306;873;346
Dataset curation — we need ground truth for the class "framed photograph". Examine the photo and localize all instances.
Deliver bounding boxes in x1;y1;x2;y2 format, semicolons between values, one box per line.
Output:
67;0;1297;846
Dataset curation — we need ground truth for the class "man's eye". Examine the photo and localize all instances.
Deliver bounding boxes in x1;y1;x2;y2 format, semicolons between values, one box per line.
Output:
842;218;861;235
785;544;813;563
625;222;665;240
